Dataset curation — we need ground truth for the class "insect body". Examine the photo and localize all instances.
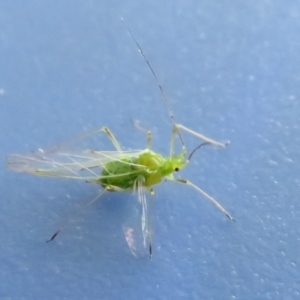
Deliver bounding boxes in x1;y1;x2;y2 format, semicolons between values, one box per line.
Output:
100;150;185;189
6;29;234;257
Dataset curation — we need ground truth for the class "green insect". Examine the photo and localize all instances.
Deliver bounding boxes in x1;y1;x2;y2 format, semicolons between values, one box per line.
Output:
6;28;234;257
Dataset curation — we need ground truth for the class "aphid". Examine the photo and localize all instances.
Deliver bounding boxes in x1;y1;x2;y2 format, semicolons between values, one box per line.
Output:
6;27;234;257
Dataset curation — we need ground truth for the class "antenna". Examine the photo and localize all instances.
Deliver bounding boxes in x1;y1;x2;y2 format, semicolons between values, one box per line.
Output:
188;142;212;161
121;18;185;146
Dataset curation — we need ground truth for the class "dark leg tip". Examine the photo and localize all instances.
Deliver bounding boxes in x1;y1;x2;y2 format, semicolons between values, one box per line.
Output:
46;228;61;243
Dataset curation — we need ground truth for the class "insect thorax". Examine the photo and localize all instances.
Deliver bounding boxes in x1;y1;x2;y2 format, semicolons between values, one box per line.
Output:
98;149;185;190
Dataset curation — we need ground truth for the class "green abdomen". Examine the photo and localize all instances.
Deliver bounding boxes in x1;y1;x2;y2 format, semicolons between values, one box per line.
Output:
99;158;138;189
98;151;167;190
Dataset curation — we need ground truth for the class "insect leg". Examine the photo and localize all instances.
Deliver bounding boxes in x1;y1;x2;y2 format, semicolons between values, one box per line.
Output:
175;124;229;148
169;124;184;156
37;126;123;154
137;183;155;258
101;127;123;152
170;177;235;221
132;120;153;149
146;131;153;149
47;188;107;242
109;178;155;258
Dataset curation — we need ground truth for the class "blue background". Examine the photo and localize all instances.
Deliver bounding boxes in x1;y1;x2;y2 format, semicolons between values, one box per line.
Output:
1;1;300;299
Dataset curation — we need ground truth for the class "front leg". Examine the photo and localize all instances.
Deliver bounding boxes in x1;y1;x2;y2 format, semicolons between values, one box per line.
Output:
169;177;235;221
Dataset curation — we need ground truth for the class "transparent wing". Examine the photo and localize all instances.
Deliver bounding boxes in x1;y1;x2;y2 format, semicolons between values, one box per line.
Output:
7;125;146;180
7;148;145;180
123;176;154;257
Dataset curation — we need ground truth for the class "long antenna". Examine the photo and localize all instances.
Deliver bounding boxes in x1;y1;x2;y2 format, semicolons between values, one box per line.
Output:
121;19;184;146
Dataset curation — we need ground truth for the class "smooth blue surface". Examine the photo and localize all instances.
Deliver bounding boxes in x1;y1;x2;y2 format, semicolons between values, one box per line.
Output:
1;1;300;299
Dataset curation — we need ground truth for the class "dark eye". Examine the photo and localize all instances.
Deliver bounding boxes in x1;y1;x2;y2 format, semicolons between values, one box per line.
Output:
174;167;179;172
